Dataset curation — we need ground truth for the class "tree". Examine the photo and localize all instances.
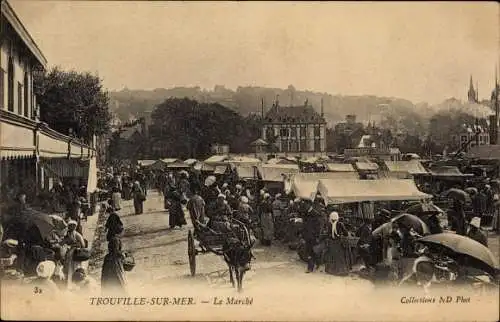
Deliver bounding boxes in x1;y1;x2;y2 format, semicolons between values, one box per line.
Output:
149;98;259;159
34;67;112;142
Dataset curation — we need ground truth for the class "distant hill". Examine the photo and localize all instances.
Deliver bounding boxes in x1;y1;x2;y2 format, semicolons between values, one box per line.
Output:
108;85;489;137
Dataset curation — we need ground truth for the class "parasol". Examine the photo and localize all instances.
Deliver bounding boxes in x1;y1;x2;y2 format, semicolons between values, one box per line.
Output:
417;233;499;275
372;213;430;236
29;213;57;242
441;188;471;203
464;187;478;195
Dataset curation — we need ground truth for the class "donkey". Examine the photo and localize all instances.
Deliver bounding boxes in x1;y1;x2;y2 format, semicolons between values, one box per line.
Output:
222;236;254;292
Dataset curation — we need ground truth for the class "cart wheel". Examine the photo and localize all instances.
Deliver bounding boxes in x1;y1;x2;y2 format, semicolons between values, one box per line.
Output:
188;230;196;276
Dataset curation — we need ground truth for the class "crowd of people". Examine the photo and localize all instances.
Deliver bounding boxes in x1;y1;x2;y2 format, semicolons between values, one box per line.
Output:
0;178;98;297
2;159;498;296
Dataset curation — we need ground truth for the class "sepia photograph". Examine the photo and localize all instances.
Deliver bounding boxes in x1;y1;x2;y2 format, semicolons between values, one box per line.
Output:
0;0;499;321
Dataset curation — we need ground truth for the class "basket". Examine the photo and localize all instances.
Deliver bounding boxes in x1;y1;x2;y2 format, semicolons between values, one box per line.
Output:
123;253;135;272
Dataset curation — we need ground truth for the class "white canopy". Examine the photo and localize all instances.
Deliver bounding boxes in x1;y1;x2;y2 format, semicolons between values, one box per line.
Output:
292;172;359;182
318;179;432;204
228;156;261;165
214;165;228;174
184;159;198;165
290;179;319;200
259;164;299;182
204;155;229;163
355;162;379;171
137;160;156;167
235;165;259;179
325;163;356;172
384;160;428;175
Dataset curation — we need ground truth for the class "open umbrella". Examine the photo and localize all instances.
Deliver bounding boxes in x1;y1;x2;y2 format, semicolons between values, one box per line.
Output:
392;213;430;235
441;188;471;203
372;214;430;236
464;187;478;195
404;202;444;216
28;213;57;242
417;233;499;275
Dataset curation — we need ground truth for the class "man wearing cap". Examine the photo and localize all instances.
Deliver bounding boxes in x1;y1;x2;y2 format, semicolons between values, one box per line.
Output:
466;217;488;247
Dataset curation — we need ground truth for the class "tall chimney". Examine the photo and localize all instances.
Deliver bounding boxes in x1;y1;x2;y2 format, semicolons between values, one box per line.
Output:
321;98;324;117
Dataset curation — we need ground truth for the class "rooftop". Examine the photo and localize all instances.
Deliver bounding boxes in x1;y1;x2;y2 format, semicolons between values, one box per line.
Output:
2;1;47;68
264;104;325;124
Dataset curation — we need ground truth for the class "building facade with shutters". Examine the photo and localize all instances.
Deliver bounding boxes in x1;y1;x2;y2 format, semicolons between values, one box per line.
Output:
261;100;327;157
1;0;97;201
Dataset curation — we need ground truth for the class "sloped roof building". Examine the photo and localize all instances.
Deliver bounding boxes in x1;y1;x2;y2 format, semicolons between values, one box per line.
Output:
261;99;327;154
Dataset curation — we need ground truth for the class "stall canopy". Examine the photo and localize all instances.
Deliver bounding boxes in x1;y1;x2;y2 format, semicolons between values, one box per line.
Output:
384;160;428;176
235;165;260;179
167;161;190;169
290;179;319;200
204;155;229;163
258;164;299;182
228;156;261;166
184;159;198;166
355;162;379;171
325;163;356;172
429;166;474;177
214;165;229;175
138;160;156;167
292;172;359;182
318;179;432;204
267;158;297;165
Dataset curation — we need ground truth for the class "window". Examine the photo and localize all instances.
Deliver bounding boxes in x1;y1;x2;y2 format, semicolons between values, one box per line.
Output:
0;68;4;109
460;135;467;142
314;139;321;152
314;126;320;137
290;140;298;152
300;139;306;152
290;127;297;137
280;128;289;137
300;126;306;138
24;72;29;117
7;57;14;112
18;82;23;115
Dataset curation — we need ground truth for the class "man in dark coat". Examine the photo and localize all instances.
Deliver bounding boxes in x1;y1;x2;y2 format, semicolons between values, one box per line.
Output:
301;200;322;273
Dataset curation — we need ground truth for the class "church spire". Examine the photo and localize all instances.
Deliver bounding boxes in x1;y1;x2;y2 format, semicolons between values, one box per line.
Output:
468;75;477;103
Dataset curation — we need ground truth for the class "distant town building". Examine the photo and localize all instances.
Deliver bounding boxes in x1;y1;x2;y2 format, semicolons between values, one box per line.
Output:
261;99;327;154
452;122;490;151
211;143;229;155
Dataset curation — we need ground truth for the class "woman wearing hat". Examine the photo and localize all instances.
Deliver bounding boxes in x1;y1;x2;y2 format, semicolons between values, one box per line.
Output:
168;189;187;229
323;211;350;276
62;220;85;249
466;217;488;247
101;236;127;295
132;181;146;215
260;193;274;246
32;260;60;297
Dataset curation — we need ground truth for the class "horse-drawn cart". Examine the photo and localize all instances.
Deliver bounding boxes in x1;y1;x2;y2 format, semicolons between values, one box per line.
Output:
187;211;254;279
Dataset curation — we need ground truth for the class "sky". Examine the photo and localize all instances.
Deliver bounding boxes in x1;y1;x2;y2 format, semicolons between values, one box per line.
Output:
9;1;500;105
